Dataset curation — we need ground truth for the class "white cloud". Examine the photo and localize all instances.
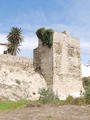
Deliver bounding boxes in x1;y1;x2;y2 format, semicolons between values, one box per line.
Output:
19;33;38;58
81;64;90;77
80;42;90;50
80;40;90;55
0;34;7;54
20;34;38;50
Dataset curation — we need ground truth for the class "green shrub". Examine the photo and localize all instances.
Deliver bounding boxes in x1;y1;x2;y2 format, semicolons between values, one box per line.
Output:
65;95;87;105
36;27;54;48
43;29;53;48
36;27;45;40
65;96;74;104
39;88;58;104
73;98;86;105
85;89;90;104
82;77;90;104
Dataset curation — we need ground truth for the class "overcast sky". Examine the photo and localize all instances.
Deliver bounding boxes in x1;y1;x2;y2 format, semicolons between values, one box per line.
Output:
0;0;90;63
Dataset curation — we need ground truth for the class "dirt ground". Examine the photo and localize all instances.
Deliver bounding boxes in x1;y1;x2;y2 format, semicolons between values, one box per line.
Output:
0;104;90;120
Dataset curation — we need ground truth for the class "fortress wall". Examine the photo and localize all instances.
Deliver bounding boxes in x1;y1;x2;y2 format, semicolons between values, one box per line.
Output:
34;39;53;86
0;30;85;101
33;48;40;70
0;54;47;101
53;32;84;99
34;31;84;100
0;54;33;70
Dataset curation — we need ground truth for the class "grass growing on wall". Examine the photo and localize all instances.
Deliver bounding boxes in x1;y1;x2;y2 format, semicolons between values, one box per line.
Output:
36;27;54;48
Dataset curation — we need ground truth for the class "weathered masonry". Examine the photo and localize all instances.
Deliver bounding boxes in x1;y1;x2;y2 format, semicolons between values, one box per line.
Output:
34;30;84;99
0;29;84;101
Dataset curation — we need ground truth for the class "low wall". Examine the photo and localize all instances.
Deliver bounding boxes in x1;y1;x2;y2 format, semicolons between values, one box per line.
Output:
0;54;33;71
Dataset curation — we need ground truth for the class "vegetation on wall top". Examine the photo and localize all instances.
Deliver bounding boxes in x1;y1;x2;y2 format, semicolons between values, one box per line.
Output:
36;27;54;48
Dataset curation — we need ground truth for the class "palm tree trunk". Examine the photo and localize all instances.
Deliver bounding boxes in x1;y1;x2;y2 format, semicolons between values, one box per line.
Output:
13;45;17;56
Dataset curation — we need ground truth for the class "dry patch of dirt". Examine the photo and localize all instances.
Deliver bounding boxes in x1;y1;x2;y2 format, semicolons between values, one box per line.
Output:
0;105;90;120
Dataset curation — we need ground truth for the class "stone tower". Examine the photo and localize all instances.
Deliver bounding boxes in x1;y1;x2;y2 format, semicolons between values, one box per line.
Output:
33;30;84;100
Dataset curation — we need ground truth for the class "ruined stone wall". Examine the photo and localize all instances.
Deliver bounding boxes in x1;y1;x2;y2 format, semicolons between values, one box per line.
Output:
33;39;53;86
0;54;47;101
0;30;84;101
0;54;33;69
34;31;84;100
33;48;40;70
53;31;84;99
0;54;35;74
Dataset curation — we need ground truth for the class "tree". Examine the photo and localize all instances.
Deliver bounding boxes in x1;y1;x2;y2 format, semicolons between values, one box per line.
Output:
7;27;23;56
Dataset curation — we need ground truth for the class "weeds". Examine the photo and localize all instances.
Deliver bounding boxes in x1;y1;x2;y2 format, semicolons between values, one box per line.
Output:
64;96;86;105
39;88;59;104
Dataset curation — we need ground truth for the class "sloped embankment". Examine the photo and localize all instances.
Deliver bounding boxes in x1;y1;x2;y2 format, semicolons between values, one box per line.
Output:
0;54;47;101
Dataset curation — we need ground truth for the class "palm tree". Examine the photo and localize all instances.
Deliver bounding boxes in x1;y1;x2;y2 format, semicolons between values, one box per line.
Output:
7;27;23;56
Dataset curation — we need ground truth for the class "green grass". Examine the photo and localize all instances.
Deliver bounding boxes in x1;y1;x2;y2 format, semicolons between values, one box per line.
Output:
0;100;29;111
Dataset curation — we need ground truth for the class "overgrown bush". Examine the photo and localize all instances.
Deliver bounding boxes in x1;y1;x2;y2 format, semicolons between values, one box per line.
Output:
39;88;58;104
36;27;45;40
84;89;90;104
83;77;90;104
36;27;54;48
64;95;86;105
65;96;74;104
64;91;90;105
38;77;90;105
82;77;90;88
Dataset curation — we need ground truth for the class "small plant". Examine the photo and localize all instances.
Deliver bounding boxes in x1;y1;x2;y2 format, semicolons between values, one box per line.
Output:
39;88;58;104
82;77;90;104
16;80;21;85
46;115;52;118
64;95;89;105
84;89;90;104
65;95;74;104
36;27;54;48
